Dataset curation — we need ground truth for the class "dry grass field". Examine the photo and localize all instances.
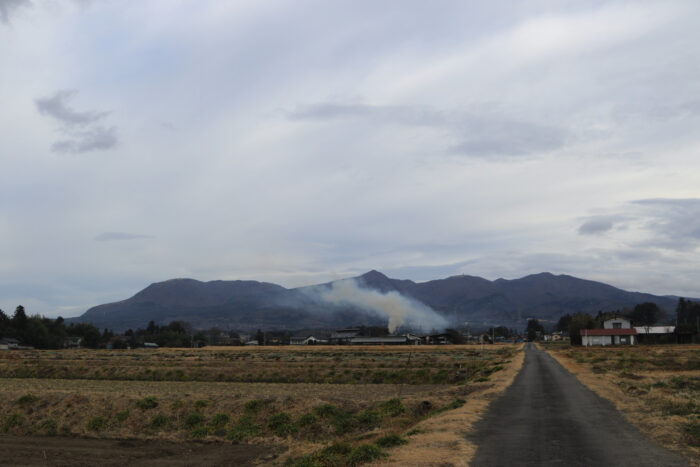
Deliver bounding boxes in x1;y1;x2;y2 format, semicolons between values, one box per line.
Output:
542;343;700;465
0;345;522;466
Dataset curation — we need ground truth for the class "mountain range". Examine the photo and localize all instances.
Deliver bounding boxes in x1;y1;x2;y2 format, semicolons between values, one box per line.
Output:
68;270;683;332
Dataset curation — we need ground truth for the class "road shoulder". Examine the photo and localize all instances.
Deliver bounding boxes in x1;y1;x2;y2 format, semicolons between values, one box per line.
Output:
373;345;525;467
542;344;700;466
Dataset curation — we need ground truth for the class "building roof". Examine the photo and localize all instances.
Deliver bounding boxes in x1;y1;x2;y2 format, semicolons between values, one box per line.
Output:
580;329;637;336
350;336;409;344
633;326;675;334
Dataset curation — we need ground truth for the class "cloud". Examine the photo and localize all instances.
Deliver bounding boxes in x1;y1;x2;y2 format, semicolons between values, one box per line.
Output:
578;217;616;235
35;90;117;153
290;101;567;158
51;126;117;154
450;118;567;157
0;0;30;24
36;90;108;126
288;102;446;127
95;232;153;242
630;198;700;250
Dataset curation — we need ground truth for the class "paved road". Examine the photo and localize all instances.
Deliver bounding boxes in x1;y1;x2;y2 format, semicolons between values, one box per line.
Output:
468;343;687;466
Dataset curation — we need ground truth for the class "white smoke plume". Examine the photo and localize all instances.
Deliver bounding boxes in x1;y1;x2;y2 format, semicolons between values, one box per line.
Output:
318;279;448;333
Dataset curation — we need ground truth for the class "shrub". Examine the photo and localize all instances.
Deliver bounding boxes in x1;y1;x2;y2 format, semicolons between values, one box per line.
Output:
184;413;205;428
375;434;408;448
355;410;380;428
135;397;158;410
227;415;262;441
685;422;700;446
313;404;339;418
150;413;168;429
193;399;210;410
17;394;39;406
116;410;130;422
244;399;264;413
39;419;57;436
297;413;317;427
378;398;405;417
209;413;230;429
171;400;184;410
189;426;210;439
331;412;355;435
267;412;297;437
87;416;108;432
3;413;24;431
347;444;386;466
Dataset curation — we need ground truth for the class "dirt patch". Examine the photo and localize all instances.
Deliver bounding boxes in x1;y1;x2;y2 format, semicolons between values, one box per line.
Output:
0;435;276;466
371;345;525;467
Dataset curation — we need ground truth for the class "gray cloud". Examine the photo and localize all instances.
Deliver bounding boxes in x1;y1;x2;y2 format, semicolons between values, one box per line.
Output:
36;90;117;153
450;119;567;158
0;0;30;24
95;232;153;242
578;217;616;235
631;198;700;250
36;90;108;126
291;101;567;158
52;126;117;154
289;102;447;127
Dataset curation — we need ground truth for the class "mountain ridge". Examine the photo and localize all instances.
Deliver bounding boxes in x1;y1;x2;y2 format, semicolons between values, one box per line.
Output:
69;271;685;332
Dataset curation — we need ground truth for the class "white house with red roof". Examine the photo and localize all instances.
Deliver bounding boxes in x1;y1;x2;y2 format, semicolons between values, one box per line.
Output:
581;317;637;346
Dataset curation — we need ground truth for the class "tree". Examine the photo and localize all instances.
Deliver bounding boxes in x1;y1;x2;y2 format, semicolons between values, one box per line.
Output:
525;319;544;341
444;328;466;344
630;302;659;326
12;305;27;331
568;312;596;345
255;329;264;345
555;314;572;333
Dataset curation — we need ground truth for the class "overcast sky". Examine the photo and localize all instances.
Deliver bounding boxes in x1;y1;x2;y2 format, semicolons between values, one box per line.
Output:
2;0;700;318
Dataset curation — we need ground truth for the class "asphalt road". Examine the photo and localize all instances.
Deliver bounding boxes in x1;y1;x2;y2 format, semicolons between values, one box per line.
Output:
468;343;687;466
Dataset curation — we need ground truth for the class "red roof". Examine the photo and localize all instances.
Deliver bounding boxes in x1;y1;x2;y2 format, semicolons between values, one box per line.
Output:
580;328;637;336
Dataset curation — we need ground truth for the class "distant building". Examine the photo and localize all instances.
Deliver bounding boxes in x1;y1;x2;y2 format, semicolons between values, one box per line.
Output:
64;337;83;348
330;328;361;345
349;334;421;345
290;336;320;345
581;317;636;346
143;342;159;348
0;338;20;350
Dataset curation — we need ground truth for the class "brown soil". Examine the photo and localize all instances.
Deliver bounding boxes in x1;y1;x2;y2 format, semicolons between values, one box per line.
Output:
0;435;277;466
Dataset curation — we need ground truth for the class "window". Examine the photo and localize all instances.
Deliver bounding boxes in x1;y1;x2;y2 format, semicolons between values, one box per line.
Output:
613;322;621;329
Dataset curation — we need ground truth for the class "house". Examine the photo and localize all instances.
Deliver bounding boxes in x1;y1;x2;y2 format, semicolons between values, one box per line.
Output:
0;337;20;350
290;336;320;345
581;317;637;346
349;334;421;345
64;336;83;348
634;325;676;344
143;342;159;348
245;339;259;346
329;328;361;345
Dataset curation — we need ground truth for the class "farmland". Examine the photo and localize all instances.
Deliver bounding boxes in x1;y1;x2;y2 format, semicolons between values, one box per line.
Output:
0;345;520;466
543;344;700;464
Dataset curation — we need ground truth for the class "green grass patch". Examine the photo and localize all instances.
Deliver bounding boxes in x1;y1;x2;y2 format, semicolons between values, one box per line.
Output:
87;416;108;432
267;412;297;437
39;418;57;436
184;413;205;428
17;394;39;406
227;414;262;441
135;396;158;410
375;434;408;448
115;410;130;422
347;444;387;466
209;413;230;429
150;413;168;429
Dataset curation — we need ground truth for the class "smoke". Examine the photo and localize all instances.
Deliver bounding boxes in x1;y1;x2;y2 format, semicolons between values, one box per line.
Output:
316;278;448;333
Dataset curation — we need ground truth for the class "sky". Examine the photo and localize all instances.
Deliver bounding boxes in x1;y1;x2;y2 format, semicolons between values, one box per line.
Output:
2;0;700;318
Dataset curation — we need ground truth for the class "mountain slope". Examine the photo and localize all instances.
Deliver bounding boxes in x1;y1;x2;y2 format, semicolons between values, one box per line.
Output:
70;271;684;332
